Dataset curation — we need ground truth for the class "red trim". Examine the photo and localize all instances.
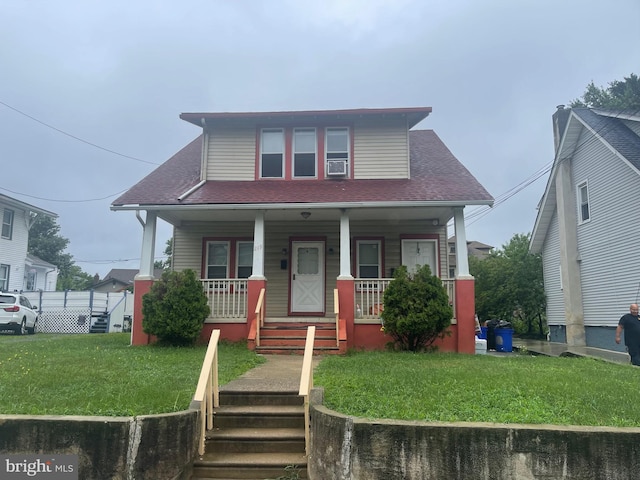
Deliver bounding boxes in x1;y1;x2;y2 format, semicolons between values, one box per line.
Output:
288;237;326;316
284;128;293;180
399;233;441;277
352;236;386;279
317;128;326;180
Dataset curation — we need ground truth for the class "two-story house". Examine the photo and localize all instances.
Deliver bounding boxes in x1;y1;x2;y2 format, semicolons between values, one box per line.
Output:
112;107;493;353
447;237;493;278
0;193;58;292
530;106;640;351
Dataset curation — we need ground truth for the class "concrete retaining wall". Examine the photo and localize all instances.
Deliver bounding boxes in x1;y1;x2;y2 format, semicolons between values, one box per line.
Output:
0;410;198;480
309;400;640;479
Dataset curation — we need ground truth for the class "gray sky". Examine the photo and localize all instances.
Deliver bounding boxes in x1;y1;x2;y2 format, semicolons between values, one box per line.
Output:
2;0;639;278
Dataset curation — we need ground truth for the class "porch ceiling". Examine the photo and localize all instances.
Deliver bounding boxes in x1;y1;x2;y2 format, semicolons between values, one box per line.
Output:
154;204;456;227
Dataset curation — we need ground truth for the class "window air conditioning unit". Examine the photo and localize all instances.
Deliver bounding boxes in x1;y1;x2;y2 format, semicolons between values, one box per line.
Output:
327;160;347;176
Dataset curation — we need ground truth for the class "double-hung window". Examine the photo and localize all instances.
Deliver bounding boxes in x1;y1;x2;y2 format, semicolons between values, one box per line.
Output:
357;240;382;279
236;242;254;279
261;129;284;178
293;128;316;178
206;242;229;279
2;209;14;240
326;127;349;176
0;264;9;291
578;181;590;223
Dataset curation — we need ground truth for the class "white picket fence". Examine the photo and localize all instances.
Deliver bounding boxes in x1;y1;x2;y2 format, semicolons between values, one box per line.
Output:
22;290;134;334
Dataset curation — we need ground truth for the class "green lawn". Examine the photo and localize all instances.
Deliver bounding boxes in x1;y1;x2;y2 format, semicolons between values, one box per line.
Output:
314;350;640;427
0;333;264;416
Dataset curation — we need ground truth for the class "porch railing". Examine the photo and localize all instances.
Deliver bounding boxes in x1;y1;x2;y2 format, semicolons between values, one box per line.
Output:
200;279;248;319
298;326;316;455
354;277;456;322
191;329;220;456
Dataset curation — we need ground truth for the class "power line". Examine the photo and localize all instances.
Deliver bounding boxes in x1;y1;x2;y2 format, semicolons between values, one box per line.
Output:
0;100;159;166
0;185;128;203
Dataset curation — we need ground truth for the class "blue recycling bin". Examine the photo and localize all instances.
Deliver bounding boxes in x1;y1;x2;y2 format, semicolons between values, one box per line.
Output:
478;326;487;340
494;328;513;352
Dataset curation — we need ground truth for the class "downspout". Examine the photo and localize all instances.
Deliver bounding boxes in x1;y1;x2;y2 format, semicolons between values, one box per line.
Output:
44;268;57;292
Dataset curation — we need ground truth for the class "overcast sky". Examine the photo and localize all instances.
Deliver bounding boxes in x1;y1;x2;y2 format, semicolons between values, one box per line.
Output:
2;0;639;278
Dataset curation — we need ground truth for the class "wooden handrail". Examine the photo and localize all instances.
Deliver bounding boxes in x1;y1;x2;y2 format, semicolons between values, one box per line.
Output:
333;288;339;347
255;288;265;347
299;326;316;455
191;329;220;456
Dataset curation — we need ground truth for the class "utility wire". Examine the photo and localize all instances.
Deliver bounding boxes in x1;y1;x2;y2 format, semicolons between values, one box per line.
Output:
0;100;159;166
0;185;127;203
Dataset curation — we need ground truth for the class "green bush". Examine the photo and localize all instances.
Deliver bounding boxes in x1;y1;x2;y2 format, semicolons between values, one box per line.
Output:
142;269;210;346
381;265;452;351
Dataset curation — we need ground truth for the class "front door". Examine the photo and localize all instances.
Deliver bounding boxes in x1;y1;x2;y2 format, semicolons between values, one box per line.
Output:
401;239;438;276
291;241;325;314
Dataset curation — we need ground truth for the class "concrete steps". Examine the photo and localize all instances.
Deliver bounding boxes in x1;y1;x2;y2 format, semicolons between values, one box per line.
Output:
191;390;308;479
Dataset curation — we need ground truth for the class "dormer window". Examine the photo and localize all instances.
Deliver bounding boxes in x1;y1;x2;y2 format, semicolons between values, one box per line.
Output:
326;128;349;176
293;128;317;178
260;129;284;178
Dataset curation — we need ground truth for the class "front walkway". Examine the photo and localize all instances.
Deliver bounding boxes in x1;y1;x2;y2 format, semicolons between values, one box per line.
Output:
514;339;630;365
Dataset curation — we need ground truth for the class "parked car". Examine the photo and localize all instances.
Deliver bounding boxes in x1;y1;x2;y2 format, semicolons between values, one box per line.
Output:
0;293;38;335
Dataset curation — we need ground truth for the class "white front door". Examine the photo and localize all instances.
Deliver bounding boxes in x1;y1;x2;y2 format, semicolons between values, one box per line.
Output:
291;241;325;313
401;239;438;276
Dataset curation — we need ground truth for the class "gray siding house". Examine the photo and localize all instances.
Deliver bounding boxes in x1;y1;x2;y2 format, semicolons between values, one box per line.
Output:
530;107;640;351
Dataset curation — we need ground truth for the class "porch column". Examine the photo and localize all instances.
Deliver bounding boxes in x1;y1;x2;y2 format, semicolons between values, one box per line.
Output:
453;207;475;354
337;210;355;347
132;210;157;346
248;211;267;332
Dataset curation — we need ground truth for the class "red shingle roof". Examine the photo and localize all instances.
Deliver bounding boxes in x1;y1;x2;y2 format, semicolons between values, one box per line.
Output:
113;130;492;207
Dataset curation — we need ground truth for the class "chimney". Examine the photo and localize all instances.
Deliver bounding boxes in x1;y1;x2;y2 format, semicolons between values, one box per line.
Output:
552;104;571;154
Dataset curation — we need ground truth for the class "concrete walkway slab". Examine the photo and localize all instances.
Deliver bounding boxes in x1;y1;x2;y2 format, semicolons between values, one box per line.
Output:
513;339;630;365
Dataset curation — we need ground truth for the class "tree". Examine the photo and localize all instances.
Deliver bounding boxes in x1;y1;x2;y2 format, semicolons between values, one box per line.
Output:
380;265;453;352
470;233;546;337
142;269;210;346
570;73;640;111
154;238;173;270
28;215;94;290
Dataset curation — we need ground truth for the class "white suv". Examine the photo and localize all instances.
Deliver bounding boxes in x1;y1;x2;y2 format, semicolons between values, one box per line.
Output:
0;293;38;335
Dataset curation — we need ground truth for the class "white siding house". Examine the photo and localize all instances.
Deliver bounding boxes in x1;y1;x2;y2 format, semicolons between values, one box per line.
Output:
0;193;58;292
530;107;640;352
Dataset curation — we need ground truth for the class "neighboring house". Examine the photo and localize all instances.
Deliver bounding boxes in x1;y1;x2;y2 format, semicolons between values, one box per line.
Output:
447;236;493;278
530;106;640;351
112;107;493;353
92;268;165;293
0;193;58;292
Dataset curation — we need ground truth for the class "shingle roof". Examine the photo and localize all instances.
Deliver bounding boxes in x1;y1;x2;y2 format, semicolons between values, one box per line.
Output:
113;130;493;207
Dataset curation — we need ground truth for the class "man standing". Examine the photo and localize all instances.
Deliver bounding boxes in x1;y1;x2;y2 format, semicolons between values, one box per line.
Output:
615;304;640;366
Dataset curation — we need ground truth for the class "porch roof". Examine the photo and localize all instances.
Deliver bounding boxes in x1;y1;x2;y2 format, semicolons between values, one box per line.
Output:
113;130;492;213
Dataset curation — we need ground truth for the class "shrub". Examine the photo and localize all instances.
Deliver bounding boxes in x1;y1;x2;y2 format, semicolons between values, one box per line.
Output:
381;265;452;351
142;269;210;346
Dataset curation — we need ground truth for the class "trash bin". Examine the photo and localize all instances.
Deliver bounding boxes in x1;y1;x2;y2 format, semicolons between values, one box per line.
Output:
494;328;514;352
485;320;500;350
478;326;487;340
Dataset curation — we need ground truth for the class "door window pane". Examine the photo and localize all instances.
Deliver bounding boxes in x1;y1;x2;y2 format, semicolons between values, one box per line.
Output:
297;248;319;275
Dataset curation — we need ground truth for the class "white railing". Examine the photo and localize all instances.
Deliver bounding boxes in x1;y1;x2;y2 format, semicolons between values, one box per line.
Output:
299;326;316;455
200;279;248;319
191;329;220;456
354;278;393;320
355;277;457;321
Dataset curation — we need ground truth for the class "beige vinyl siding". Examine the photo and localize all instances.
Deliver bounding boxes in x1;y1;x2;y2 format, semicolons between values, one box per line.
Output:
172;219;446;318
206;127;256;180
353;117;409;179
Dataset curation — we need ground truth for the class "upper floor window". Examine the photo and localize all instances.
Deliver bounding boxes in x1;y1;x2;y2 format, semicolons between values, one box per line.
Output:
260;129;284;178
577;181;590;223
293;128;317;178
0;264;9;290
2;209;14;240
326;128;349;176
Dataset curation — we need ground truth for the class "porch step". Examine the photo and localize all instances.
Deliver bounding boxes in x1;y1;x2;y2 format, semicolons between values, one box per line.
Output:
252;321;344;354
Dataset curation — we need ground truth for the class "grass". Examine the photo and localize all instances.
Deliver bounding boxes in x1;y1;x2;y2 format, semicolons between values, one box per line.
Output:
314;350;640;427
0;332;265;416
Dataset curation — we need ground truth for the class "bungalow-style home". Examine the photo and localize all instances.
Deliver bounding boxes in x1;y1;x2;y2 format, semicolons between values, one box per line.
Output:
0;193;58;292
112;107;493;353
447;237;493;278
530;106;640;351
92;268;165;293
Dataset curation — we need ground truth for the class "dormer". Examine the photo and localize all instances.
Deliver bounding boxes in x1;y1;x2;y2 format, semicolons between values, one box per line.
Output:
179;107;431;182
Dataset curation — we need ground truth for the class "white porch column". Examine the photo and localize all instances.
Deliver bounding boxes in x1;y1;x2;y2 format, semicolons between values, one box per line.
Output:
136;210;157;279
250;211;266;279
338;209;353;279
453;207;471;278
